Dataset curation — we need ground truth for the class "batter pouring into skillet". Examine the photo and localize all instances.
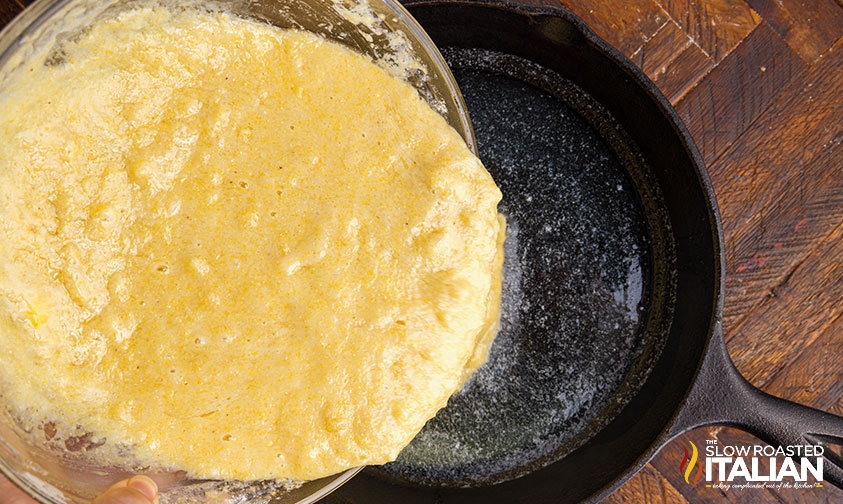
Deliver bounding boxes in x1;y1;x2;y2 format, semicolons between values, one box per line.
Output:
0;6;504;481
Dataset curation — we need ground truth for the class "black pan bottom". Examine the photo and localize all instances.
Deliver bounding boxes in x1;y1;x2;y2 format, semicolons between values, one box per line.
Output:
375;48;665;486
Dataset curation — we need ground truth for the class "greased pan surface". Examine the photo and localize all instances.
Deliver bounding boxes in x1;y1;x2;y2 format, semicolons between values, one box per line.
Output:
378;46;675;486
322;1;843;502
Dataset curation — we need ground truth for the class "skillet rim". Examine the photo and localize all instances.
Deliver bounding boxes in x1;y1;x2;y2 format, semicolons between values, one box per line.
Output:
395;0;728;500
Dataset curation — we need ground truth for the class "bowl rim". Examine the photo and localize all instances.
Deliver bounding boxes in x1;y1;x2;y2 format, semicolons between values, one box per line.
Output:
0;0;477;153
379;0;477;152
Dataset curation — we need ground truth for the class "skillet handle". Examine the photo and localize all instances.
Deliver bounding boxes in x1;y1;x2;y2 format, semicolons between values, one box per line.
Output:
666;322;843;488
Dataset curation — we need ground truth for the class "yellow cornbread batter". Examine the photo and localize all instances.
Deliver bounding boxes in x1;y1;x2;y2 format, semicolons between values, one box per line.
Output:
0;6;504;481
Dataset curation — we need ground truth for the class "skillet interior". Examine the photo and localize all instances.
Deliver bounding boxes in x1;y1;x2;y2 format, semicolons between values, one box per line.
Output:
375;47;676;486
324;2;721;503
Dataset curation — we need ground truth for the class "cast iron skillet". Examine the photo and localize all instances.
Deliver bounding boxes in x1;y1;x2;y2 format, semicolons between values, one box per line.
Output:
323;0;843;502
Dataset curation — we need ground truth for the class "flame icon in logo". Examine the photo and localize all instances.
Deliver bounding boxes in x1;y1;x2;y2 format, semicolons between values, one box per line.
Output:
679;441;703;486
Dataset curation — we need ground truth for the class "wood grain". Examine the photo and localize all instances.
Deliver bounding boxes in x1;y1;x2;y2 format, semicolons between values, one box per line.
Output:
765;314;843;412
630;19;720;105
0;0;841;503
709;40;842;332
0;0;20;26
635;12;843;498
648;33;714;104
654;0;761;62
728;220;843;389
558;0;669;57
745;0;843;64
722;136;842;296
601;465;686;504
631;20;693;78
675;22;804;165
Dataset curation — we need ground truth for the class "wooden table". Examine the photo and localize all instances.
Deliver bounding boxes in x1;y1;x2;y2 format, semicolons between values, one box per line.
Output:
551;1;843;503
0;0;840;503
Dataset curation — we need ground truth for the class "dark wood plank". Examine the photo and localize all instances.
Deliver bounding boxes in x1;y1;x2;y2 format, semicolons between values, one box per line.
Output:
654;0;761;62
769;477;843;502
765;315;843;411
0;0;22;26
745;0;843;64
558;0;669;57
676;22;804;165
728;221;843;389
602;464;689;504
650;39;714;104
723;137;842;336
832;398;843;418
629;18;717;104
631;19;693;77
708;40;843;332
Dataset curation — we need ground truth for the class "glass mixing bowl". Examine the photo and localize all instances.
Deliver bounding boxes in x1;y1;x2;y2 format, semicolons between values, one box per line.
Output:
0;0;475;503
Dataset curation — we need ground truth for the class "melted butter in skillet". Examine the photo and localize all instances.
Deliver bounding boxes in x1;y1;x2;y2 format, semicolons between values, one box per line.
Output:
385;49;652;483
0;8;504;481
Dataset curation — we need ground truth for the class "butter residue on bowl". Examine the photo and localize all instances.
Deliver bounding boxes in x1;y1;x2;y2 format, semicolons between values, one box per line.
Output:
0;5;504;481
